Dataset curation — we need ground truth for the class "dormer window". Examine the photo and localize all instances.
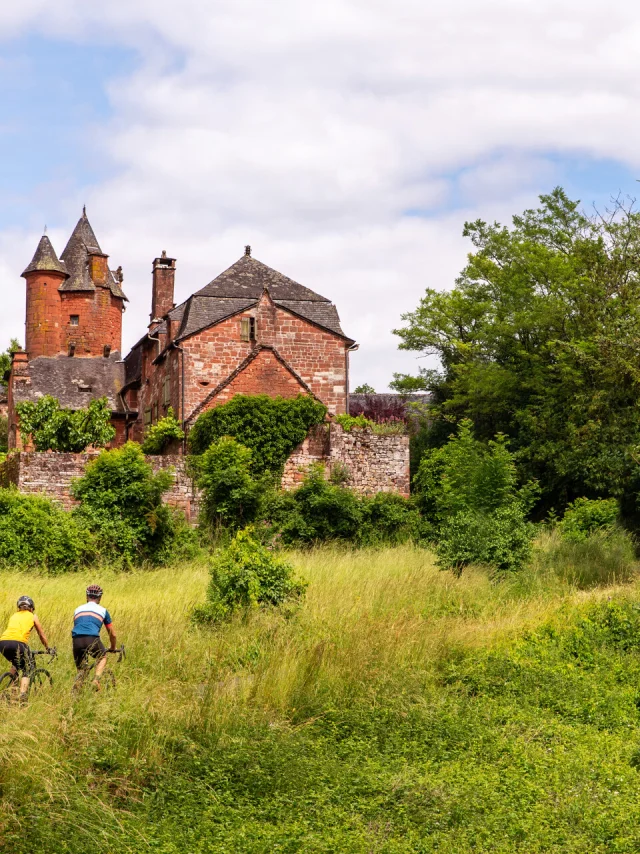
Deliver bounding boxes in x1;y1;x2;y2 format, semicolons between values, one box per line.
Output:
240;317;256;342
70;315;79;326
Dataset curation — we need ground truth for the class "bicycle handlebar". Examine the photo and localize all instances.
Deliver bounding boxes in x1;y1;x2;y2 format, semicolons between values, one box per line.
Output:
106;645;126;662
33;647;57;659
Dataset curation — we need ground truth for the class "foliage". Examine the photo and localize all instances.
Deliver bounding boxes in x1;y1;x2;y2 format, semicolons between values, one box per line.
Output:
535;528;637;589
264;466;423;547
7;552;640;851
0;338;20;390
0;488;91;573
0;416;8;454
188;394;327;474
190;437;264;531
335;412;406;435
141;407;184;454
193;528;306;623
71;442;197;567
16;395;115;452
559;497;620;542
415;420;537;571
349;392;409;425
393;188;640;511
353;383;376;393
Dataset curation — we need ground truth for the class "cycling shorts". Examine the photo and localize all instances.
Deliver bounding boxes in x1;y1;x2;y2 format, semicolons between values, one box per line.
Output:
72;635;106;669
0;640;31;674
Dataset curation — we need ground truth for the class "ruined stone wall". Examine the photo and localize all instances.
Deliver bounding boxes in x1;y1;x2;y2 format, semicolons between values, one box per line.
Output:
0;452;200;520
281;423;410;497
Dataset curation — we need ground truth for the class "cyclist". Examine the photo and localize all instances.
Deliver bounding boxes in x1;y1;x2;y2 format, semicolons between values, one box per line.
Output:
71;585;117;689
0;596;51;702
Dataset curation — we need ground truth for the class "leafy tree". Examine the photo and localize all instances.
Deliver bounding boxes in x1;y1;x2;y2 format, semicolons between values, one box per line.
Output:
16;395;115;452
141;407;184;454
188;394;327;474
393;188;640;509
71;442;195;566
353;383;376;394
0;338;21;391
190;437;264;531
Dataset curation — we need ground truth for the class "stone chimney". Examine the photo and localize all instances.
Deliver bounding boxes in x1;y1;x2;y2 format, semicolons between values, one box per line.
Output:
151;251;176;324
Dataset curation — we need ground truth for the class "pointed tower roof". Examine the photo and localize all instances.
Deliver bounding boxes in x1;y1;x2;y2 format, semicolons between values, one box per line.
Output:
21;234;68;278
59;208;101;292
58;208;127;299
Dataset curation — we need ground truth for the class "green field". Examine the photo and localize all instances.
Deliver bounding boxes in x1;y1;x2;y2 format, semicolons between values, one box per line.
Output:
2;547;640;853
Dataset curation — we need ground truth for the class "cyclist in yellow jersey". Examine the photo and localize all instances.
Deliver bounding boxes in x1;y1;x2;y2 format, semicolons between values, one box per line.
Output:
0;596;50;702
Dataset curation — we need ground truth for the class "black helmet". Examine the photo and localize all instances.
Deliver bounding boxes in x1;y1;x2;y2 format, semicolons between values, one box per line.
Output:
17;596;34;611
86;584;103;599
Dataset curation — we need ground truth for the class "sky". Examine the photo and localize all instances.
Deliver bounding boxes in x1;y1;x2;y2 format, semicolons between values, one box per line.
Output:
1;1;640;391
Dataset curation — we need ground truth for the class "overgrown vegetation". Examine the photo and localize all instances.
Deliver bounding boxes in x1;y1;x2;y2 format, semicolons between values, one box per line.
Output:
71;442;197;568
188;394;327;473
16;395;115;452
192;528;306;623
141;407;184;454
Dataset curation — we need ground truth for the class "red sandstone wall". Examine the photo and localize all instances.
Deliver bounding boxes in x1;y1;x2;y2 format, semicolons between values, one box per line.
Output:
24;271;65;358
60;290;123;356
211;349;307;406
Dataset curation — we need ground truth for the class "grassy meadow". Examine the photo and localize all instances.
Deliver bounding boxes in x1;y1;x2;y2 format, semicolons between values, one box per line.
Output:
1;546;640;851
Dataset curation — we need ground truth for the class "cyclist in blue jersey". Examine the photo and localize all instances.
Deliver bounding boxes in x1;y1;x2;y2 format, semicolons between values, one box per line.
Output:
71;585;117;688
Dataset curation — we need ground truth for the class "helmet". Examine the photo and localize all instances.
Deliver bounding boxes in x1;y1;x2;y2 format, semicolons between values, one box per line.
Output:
17;596;34;611
86;585;103;599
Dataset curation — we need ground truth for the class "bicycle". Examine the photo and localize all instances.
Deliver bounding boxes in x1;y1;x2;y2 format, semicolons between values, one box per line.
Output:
0;647;57;703
72;645;126;695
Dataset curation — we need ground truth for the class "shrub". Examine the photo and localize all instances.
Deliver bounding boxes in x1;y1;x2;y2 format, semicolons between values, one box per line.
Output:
436;505;536;574
558;497;620;542
141;408;184;454
0;488;91;573
190;437;264;531
263;466;422;547
535;528;637;589
415;420;537;572
72;442;197;567
188;394;327;474
16;395;115;452
192;528;306;623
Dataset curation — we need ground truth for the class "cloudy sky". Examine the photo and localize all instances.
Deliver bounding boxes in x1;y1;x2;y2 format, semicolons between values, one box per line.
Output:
0;1;638;390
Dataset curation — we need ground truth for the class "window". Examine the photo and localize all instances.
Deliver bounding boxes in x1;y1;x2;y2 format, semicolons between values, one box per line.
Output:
144;408;152;426
68;343;76;357
153;402;159;423
163;376;171;406
240;316;256;342
70;315;79;326
103;345;111;358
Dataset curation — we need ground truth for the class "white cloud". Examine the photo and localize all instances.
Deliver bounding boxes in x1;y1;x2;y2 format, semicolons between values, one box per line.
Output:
2;0;640;388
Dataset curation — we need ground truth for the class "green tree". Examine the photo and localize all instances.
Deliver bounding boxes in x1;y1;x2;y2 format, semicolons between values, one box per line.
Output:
393;188;640;509
16;395;115;452
141;407;184;454
353;383;376;394
0;338;21;391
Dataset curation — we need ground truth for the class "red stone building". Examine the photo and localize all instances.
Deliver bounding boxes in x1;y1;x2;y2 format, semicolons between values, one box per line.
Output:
8;214;355;449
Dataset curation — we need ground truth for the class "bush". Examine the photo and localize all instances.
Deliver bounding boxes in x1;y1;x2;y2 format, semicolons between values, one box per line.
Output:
72;442;197;567
141;408;184;454
558;497;620;542
536;528;637;589
188;394;327;474
334;413;405;435
415;420;537;572
0;488;91;573
436;505;536;574
16;395;115;452
192;528;306;623
190;437;265;532
263;466;422;547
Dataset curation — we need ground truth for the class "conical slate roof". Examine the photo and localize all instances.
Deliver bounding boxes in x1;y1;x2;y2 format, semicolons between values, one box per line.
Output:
59;209;102;292
21;235;68;278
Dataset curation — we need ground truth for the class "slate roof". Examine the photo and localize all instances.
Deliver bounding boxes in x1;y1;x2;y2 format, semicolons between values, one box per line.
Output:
13;355;126;412
59;210;128;300
172;254;351;342
21;235;68;278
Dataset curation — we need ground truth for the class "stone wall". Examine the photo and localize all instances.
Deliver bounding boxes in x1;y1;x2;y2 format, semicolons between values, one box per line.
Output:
0;452;201;521
0;423;410;518
281;422;410;497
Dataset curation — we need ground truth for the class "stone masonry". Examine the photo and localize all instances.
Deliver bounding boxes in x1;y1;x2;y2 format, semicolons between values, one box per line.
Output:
0;424;410;518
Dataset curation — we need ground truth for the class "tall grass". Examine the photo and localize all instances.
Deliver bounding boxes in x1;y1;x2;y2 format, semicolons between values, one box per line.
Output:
0;545;639;852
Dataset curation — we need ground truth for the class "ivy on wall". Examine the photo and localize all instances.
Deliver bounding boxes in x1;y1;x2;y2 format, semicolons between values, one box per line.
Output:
188;394;327;474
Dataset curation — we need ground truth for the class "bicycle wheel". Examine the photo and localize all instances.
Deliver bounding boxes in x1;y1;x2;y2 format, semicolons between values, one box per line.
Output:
29;669;52;696
0;671;16;704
